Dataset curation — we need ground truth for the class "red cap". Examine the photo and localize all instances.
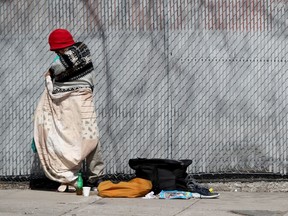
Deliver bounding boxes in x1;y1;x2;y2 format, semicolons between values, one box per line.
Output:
48;29;75;51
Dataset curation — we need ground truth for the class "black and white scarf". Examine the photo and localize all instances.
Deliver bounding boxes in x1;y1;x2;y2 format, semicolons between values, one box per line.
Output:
50;42;94;82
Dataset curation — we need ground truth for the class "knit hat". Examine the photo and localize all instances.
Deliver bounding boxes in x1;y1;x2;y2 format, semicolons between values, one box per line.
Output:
48;29;75;51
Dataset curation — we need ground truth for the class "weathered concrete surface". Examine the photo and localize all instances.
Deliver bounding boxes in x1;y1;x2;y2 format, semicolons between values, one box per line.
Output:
0;190;288;216
209;181;288;192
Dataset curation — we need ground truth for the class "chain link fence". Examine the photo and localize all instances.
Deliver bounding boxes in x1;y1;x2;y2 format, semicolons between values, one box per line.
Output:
1;0;288;182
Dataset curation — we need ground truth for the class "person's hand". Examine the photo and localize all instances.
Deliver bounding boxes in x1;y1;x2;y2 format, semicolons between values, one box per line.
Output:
44;70;51;77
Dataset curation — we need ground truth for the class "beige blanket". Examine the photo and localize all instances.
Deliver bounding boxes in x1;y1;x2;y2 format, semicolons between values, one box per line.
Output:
34;77;99;183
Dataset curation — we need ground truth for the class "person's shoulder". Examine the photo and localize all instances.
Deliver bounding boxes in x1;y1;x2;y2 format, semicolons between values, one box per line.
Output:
74;41;87;47
74;42;90;50
74;41;83;46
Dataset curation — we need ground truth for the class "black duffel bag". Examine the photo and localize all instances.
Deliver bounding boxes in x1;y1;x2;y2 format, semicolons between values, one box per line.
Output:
129;158;192;194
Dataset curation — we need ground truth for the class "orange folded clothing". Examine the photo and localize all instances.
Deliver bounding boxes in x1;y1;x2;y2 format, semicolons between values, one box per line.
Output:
98;178;152;198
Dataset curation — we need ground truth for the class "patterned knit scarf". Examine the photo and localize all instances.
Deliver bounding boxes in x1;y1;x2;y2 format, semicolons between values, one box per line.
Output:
50;42;94;82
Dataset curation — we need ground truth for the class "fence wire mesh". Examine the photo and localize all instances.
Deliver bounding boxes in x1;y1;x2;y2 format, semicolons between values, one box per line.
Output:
1;0;288;181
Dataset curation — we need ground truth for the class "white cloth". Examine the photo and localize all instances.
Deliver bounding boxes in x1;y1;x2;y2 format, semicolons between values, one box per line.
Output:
34;76;100;183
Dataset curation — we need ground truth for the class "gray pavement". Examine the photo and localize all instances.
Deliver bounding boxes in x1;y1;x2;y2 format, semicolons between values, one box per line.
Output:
0;189;288;216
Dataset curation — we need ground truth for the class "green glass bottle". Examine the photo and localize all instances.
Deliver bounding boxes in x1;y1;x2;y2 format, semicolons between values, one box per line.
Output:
76;172;83;195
